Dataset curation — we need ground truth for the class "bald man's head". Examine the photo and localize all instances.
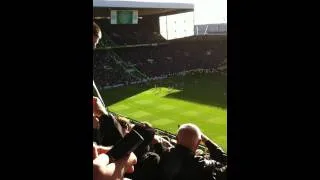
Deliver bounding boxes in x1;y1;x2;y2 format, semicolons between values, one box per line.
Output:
176;123;202;152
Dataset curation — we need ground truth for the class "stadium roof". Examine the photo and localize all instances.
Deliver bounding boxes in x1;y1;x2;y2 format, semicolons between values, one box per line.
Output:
93;0;194;17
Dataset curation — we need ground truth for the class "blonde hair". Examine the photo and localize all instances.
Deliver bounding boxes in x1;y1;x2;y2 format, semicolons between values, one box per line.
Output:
116;116;131;129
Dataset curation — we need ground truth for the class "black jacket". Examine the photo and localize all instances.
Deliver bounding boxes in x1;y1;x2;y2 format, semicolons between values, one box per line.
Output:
158;141;227;180
95;113;125;146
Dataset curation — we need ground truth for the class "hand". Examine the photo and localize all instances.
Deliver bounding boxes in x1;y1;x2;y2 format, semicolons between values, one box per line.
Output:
152;135;162;144
93;96;108;118
162;139;174;148
93;144;137;180
93;115;99;129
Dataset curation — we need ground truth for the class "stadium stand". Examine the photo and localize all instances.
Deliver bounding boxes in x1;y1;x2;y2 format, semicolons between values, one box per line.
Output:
93;35;226;87
93;1;226;180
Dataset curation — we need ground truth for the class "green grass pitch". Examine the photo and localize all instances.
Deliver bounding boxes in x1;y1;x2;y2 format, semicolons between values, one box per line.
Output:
101;73;227;151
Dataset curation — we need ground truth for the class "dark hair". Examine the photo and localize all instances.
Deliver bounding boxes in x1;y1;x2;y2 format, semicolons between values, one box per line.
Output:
93;22;101;37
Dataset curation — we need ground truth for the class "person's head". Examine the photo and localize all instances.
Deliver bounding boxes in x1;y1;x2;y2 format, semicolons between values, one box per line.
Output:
93;22;102;49
176;123;202;152
116;116;133;135
141;121;153;128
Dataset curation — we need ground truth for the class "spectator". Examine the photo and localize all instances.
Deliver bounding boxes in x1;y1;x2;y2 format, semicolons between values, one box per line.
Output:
93;21;102;49
158;123;227;180
93;22;126;146
93;96;125;146
134;152;161;180
93;143;137;180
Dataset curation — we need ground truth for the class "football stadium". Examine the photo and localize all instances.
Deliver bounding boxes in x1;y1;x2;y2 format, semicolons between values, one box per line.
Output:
93;0;227;179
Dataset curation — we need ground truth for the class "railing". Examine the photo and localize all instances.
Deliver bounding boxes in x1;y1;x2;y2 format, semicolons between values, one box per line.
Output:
110;111;207;151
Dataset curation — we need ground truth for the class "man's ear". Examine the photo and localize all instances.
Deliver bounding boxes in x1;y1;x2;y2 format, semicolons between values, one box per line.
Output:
194;139;201;151
176;135;180;144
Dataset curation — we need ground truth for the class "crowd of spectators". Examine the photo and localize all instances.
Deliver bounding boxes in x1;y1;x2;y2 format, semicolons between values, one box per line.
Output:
93;36;226;87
